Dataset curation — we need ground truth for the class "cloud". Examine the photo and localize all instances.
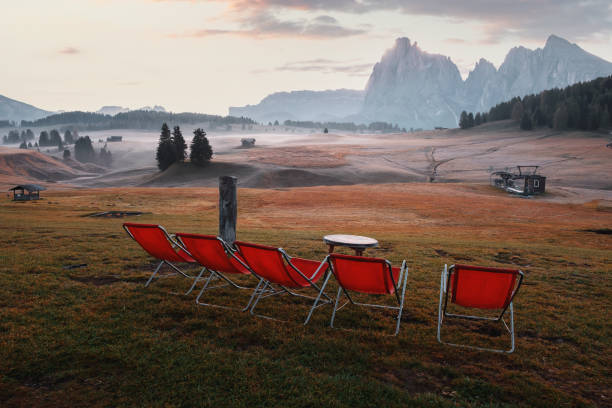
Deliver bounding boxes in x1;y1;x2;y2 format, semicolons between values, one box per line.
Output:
264;58;373;76
202;0;612;43
171;11;366;39
58;47;80;55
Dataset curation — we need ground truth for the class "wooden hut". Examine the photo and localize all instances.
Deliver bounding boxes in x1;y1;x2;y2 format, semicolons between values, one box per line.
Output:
490;166;546;196
9;184;46;201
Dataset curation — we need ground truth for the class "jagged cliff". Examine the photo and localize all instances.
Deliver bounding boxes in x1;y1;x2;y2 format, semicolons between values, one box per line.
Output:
230;35;612;129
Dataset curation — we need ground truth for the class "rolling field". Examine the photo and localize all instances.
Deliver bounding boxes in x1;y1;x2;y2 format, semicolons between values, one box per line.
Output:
0;183;610;407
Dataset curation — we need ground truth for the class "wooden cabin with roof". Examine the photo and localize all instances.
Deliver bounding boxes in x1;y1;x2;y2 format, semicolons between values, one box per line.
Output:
9;184;46;201
490;166;546;196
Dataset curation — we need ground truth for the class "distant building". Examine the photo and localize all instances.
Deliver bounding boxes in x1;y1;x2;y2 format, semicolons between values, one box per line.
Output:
241;138;256;148
490;166;546;196
106;136;122;142
9;184;46;201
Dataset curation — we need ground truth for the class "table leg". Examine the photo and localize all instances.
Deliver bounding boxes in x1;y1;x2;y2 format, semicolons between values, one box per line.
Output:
328;244;335;253
355;248;363;256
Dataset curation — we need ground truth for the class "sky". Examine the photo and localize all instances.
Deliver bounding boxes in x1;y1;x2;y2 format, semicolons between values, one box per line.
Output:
1;0;611;115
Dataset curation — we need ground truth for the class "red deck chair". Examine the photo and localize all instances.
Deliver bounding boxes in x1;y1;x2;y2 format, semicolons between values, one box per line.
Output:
175;233;263;311
311;253;408;335
437;264;524;353
234;241;331;322
123;223;205;295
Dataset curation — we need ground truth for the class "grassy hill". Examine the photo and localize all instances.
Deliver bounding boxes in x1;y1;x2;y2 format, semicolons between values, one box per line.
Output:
0;184;610;407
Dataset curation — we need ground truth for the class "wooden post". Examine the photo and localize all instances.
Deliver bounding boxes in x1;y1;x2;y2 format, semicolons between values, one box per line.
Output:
219;176;237;244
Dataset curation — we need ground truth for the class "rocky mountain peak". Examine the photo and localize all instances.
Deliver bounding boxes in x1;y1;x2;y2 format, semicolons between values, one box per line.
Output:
545;34;572;49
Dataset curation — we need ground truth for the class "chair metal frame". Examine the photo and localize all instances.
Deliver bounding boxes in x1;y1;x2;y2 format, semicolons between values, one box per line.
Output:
234;242;332;322
123;223;206;295
175;234;267;312
309;255;409;336
437;264;524;353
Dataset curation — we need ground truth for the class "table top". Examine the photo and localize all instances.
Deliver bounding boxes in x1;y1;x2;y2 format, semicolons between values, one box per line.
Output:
323;234;379;249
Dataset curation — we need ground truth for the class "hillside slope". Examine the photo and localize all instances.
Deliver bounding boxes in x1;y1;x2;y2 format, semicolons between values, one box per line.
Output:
0;148;100;189
0;94;51;123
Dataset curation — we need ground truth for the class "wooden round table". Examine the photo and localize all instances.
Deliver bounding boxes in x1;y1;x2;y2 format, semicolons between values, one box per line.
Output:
323;234;379;256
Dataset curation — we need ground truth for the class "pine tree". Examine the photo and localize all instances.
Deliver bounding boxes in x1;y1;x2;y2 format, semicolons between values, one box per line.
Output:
467;113;474;127
63;149;71;160
520;112;533;130
39;131;50;146
172;125;187;162
156;123;175;171
74;136;96;163
600;105;610;129
511;101;524;121
19;141;27;149
50;129;62;146
99;144;113;167
553;104;569;130
64;130;74;144
459;111;470;129
190;128;213;166
474;112;482;126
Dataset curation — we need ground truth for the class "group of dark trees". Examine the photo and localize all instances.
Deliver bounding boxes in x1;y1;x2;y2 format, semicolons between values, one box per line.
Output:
459;111;490;129
71;136;113;166
1;123;112;165
282;120;406;133
2;129;35;145
461;75;612;131
156;123;212;171
21;110;255;131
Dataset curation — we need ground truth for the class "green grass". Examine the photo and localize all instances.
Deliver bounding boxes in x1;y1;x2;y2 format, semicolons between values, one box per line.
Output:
0;186;610;407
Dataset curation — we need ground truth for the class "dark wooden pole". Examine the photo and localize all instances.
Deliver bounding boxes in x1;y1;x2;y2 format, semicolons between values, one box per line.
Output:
219;176;237;244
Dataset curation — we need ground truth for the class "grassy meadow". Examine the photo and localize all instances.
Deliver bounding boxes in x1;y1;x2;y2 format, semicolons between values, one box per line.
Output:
0;183;610;407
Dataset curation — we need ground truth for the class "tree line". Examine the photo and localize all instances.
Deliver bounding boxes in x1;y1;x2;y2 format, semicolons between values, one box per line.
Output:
21;110;256;130
156;123;213;171
3;128;75;149
460;75;612;131
2;126;112;166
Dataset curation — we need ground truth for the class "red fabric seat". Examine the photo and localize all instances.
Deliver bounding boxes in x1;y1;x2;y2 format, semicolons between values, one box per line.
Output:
437;263;524;352
450;264;519;310
329;253;400;295
235;241;326;288
123;223;194;263
176;233;250;275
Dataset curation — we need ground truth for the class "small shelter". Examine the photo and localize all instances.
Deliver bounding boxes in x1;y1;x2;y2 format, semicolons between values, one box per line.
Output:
490;166;546;196
241;138;256;148
9;184;46;201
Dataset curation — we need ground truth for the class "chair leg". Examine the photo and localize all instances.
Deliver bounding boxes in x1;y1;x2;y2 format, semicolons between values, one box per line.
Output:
329;287;343;329
243;278;265;312
394;265;409;336
145;261;165;287
185;267;207;296
304;271;332;325
195;270;217;304
437;265;447;343
249;281;271;315
508;302;515;353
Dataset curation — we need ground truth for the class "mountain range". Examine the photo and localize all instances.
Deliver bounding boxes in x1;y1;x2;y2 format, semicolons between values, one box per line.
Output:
0;99;169;125
231;35;612;129
0;94;51;123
